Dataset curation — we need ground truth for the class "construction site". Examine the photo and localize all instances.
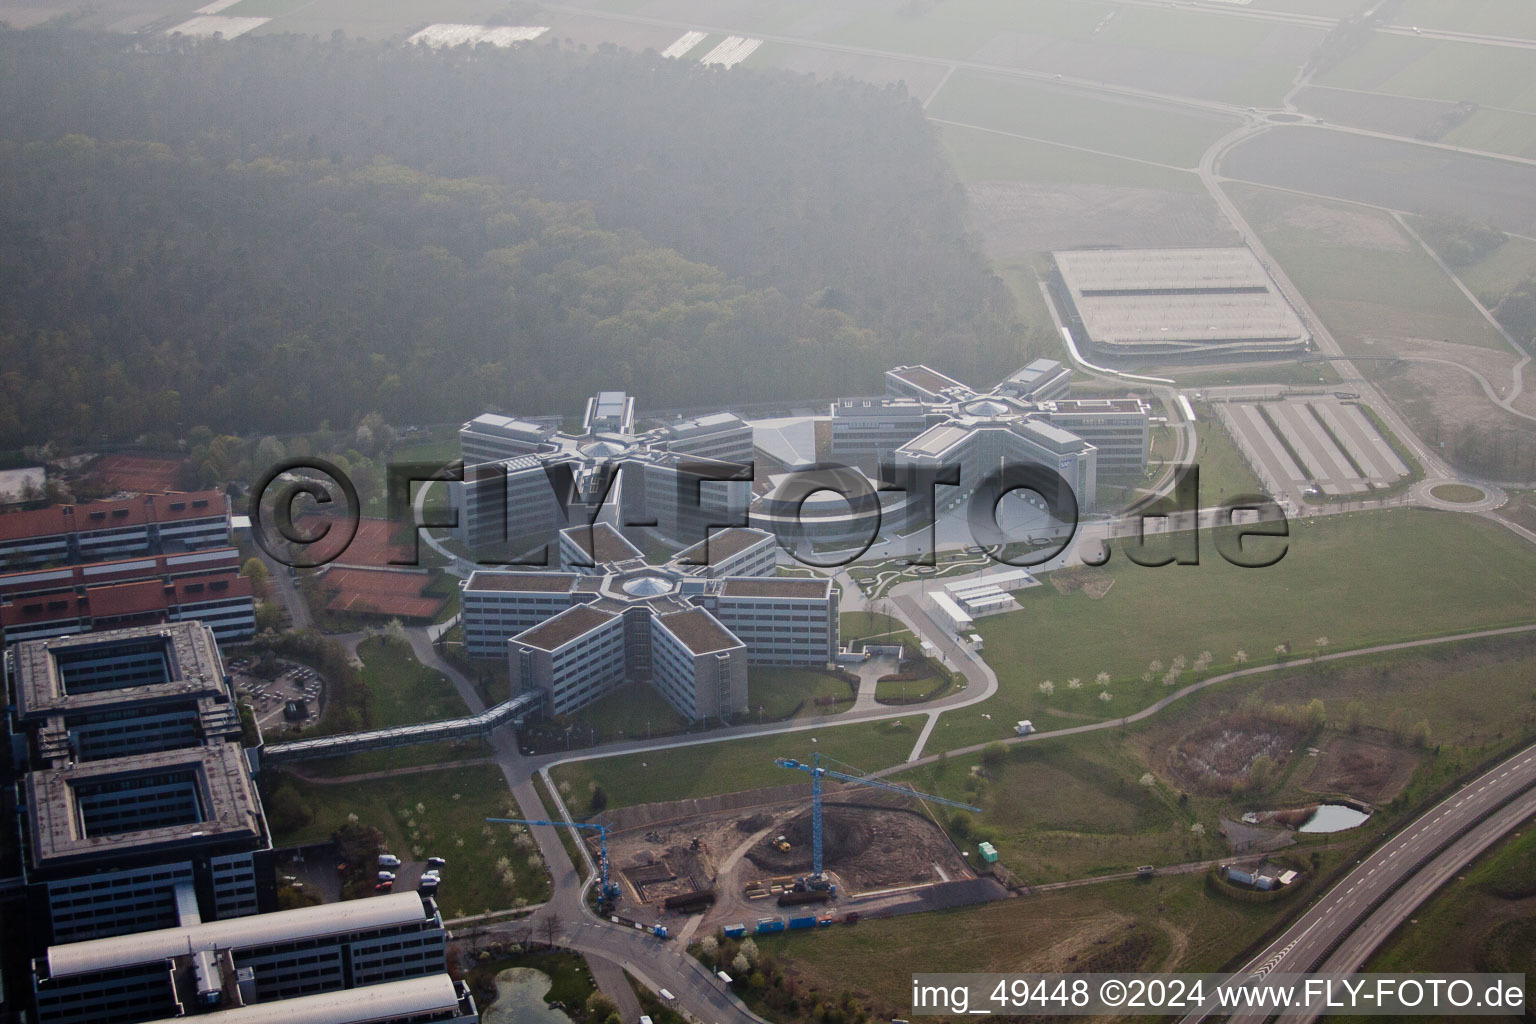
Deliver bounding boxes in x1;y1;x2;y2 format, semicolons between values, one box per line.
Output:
583;768;1007;937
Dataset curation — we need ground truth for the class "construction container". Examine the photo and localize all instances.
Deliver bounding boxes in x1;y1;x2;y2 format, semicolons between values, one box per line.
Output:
777;888;833;907
977;842;998;863
723;924;747;938
755;916;786;934
788;915;817;930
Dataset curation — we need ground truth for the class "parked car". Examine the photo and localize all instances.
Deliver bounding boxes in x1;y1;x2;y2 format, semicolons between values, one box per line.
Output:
426;856;447;869
377;871;395;882
374;881;392;892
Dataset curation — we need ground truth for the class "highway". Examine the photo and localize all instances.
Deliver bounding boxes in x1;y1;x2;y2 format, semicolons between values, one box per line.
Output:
1181;742;1536;1023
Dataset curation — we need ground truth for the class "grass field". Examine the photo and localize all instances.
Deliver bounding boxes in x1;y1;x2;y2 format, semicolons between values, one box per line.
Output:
269;763;550;916
939;123;1204;192
1458;232;1536;305
1226;184;1509;353
356;635;469;727
926;73;1235;168
938;508;1536;750
549;719;921;812
1499;490;1536;535
1188;414;1266;503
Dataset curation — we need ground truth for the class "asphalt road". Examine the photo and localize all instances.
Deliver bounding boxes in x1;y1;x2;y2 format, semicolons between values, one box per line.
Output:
1181;741;1536;1023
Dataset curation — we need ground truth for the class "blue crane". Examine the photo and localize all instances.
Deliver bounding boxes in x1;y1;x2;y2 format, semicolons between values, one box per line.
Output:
486;817;621;907
774;752;981;880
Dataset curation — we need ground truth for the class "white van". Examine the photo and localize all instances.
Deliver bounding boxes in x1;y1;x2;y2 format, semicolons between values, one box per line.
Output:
658;989;674;1002
716;971;733;984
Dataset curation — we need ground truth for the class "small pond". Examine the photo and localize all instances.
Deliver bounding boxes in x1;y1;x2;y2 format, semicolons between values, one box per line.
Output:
482;967;573;1024
1299;803;1370;833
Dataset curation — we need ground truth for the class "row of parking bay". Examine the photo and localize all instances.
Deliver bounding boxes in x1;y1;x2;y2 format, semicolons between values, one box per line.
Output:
1220;397;1410;497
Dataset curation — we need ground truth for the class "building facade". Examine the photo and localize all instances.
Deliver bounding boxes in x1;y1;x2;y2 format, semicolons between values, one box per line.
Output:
31;892;467;1024
463;526;832;721
5;623;274;948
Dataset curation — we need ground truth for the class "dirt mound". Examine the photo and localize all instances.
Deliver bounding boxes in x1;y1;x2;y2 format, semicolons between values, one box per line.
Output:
1050;566;1114;599
738;812;773;833
745;806;875;874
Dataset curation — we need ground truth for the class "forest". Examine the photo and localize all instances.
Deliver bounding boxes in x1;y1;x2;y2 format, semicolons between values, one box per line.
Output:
0;29;1028;449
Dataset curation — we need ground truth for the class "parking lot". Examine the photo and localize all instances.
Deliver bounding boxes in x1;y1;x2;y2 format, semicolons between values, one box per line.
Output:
229;657;327;734
1217;396;1411;499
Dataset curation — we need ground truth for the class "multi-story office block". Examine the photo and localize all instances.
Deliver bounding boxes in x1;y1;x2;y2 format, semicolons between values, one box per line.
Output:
31;891;468;1024
0;492;230;569
1036;398;1151;478
660;412;754;464
670;527;777;579
5;624;273;947
694;577;838;666
466;524;825;720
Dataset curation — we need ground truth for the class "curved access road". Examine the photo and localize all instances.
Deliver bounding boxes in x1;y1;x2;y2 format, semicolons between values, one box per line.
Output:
1180;741;1536;1023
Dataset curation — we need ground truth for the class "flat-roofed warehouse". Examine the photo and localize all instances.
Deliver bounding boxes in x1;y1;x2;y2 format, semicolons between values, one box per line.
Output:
1053;247;1310;361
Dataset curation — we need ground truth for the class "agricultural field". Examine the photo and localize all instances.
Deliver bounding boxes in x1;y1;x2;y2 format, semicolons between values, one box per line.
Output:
939;123;1204;192
267;762;551;917
1388;0;1536;37
926;73;1237;168
1317;33;1536;114
940;508;1536;750
1222;128;1536;237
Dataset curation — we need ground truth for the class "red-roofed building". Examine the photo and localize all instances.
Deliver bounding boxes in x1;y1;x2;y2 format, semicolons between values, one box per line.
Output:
0;570;253;645
0;491;228;569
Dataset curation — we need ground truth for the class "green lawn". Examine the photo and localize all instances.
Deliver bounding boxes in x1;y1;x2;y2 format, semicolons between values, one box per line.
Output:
1430;483;1487;504
549;719;922;812
938;508;1536;750
468;951;597;1018
356;635;469;727
927;72;1235;168
839;611;909;647
749;667;856;720
1189;414;1266;504
562;682;691;744
268;763;550;917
